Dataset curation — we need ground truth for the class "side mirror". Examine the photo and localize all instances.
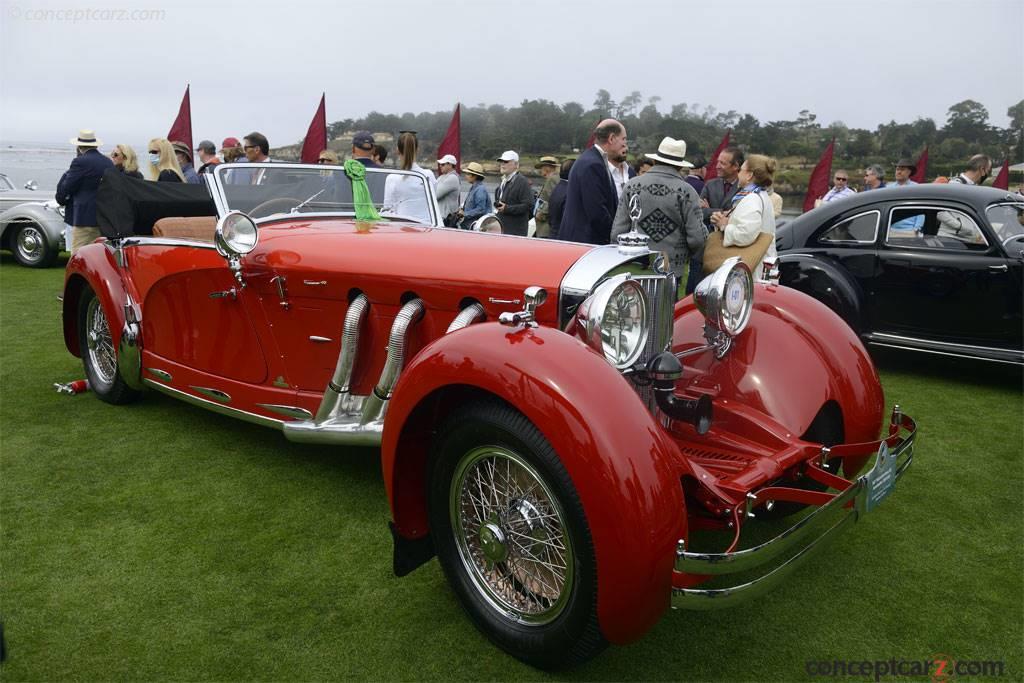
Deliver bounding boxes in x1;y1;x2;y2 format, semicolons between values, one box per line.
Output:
215;211;258;287
473;213;502;234
24;180;38;191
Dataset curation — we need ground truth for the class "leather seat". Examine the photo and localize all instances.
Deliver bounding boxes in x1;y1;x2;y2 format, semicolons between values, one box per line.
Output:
152;216;217;242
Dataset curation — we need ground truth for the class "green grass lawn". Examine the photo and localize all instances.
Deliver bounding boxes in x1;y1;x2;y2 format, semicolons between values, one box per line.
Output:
1;254;1021;681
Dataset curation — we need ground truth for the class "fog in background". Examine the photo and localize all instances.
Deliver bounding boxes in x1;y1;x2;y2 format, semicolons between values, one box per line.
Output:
1;0;1022;146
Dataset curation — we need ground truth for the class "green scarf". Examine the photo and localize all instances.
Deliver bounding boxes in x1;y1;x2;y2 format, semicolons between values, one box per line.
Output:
343;159;381;221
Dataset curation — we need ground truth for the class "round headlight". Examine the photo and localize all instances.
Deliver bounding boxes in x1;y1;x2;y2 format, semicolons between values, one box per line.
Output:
576;275;650;369
694;256;754;336
215;211;258;256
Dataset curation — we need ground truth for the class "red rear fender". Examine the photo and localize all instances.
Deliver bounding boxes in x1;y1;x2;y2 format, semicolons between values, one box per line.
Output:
383;322;688;644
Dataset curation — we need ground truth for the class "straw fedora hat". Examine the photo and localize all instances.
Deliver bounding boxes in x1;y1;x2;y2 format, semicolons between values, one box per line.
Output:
462;161;486;178
645;137;693;168
70;129;102;147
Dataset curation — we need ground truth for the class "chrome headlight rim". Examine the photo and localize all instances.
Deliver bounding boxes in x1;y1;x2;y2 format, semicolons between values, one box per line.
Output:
695;256;754;337
576;274;650;370
214;210;259;257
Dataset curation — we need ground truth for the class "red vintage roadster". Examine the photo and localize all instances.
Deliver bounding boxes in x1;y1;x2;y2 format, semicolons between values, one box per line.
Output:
63;163;916;668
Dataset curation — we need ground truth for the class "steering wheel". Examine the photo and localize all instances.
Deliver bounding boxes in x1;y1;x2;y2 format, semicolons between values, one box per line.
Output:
249;197;302;219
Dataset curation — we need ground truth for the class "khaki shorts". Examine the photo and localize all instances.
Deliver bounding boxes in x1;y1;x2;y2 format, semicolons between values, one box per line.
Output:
70;226;101;254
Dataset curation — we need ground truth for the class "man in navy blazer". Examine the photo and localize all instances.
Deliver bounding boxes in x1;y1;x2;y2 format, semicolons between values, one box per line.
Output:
56;129;114;254
560;119;628;245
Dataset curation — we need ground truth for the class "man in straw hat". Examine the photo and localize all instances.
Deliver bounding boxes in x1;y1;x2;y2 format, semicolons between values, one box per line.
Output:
533;156;560;238
56;129;114;254
458;162;492;229
610;137;705;281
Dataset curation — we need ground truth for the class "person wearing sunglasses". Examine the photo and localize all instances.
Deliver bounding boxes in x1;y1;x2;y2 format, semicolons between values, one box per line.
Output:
821;170;856;203
110;144;143;179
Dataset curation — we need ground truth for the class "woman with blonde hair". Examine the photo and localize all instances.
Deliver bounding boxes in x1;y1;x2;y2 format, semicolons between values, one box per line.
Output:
110;144;143;179
709;153;778;279
382;131;437;223
146;138;184;182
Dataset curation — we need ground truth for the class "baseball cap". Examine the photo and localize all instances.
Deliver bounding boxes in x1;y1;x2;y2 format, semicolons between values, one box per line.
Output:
220;137;241;150
497;150;519;162
195;140;216;154
352;131;375;150
437;154;457;166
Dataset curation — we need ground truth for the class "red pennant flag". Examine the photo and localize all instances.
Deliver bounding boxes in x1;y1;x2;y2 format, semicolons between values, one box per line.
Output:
911;146;929;183
167;85;193;152
300;93;327;164
803;138;835;213
705;130;731;181
992;158;1010;189
437;103;461;172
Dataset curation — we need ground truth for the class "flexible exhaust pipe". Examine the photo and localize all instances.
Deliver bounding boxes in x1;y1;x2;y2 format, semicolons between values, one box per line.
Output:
446;302;485;333
360;298;425;424
315;294;369;421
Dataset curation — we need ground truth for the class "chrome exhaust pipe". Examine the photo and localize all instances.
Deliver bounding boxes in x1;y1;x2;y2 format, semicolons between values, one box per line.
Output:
360;298;425;424
284;297;423;446
446;302;485;333
315;294;369;421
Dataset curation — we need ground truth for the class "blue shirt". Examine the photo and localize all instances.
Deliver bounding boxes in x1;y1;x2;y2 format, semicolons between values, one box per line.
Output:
886;180;918;188
461;182;491;226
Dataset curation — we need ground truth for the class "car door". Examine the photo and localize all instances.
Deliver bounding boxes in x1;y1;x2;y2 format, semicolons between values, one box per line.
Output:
870;202;1012;346
129;239;270;384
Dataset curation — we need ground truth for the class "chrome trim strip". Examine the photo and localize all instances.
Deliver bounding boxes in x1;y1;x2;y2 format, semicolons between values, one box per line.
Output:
866;341;1024;366
143;379;283;430
309;336;333;343
866;332;1024;358
189;385;232;403
255;404;313;420
116;236;217;250
145;367;172;382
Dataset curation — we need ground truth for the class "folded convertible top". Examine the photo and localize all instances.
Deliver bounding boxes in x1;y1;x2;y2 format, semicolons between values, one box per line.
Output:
96;169;216;239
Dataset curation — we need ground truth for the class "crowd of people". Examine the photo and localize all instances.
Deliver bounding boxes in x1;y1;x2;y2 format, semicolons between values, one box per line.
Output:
54;121;1014;288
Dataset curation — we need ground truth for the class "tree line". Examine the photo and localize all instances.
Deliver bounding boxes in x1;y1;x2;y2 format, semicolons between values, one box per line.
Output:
319;91;1023;176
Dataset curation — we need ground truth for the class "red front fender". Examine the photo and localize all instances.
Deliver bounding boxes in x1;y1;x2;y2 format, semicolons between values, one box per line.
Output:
674;284;884;447
62;242;131;358
383;322;688;645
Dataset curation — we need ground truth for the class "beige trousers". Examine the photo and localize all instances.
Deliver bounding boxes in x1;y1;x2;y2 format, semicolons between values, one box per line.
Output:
70;226;101;254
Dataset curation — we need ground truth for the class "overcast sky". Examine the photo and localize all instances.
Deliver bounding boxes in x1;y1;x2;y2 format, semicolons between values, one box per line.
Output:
1;0;1021;147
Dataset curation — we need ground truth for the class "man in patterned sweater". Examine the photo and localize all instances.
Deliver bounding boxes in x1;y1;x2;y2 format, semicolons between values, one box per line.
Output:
609;137;705;281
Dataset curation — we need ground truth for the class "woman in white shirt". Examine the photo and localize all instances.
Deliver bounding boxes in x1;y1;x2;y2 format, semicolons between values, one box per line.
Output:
383;131;437;224
709;154;778;279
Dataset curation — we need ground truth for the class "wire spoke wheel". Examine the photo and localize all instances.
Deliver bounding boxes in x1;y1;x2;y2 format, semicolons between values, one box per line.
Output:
85;296;117;387
450;446;574;626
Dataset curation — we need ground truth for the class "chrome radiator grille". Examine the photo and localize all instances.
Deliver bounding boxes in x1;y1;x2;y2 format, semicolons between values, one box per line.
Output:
629;274;676;413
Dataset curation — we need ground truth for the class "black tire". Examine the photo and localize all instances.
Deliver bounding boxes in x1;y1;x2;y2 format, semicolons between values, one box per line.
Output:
77;286;141;405
427;399;606;669
12;223;59;267
758;403;843;519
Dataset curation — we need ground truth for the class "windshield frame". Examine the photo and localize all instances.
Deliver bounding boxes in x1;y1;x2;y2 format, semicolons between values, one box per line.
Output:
207;162;441;227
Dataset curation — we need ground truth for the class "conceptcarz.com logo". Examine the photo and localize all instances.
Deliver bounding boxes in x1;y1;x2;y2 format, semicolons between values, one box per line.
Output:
805;655;1007;681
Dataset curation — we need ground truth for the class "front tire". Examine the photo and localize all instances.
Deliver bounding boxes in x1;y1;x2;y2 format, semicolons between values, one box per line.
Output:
12;223;58;267
78;286;140;405
428;400;605;669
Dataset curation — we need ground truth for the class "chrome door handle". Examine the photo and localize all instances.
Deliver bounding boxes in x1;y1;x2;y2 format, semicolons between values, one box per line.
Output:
988;264;1008;272
209;288;238;300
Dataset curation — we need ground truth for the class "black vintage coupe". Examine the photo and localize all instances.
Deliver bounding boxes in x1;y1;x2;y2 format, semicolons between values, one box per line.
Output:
775;185;1023;365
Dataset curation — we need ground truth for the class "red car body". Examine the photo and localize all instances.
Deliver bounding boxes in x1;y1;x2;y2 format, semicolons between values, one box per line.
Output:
62;165;916;667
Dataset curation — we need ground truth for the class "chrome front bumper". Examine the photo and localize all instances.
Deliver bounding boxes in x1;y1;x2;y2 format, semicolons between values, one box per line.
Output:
672;408;916;610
